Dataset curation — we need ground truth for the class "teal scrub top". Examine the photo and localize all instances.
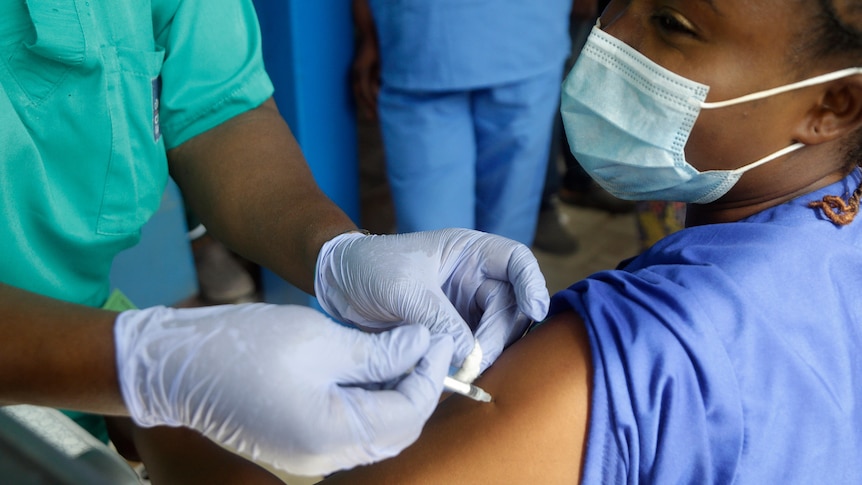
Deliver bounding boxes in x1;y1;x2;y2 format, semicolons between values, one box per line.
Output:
0;0;274;308
368;0;572;91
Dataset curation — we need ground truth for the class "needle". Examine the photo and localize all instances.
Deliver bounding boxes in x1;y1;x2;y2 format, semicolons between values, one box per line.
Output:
443;376;493;403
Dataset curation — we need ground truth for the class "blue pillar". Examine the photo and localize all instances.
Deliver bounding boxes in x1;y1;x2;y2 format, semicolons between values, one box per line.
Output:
252;0;360;306
109;180;198;308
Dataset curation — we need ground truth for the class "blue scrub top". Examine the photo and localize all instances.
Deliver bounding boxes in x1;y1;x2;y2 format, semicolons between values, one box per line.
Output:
550;169;862;483
0;0;273;307
368;0;572;91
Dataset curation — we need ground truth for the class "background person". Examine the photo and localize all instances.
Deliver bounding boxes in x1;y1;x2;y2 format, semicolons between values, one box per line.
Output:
352;0;574;246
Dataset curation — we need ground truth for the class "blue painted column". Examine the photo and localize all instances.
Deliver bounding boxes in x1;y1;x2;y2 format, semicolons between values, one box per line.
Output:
252;0;360;306
110;180;197;308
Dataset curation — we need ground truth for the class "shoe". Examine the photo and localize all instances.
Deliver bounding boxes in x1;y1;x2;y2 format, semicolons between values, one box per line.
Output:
533;206;579;255
192;235;258;304
558;183;636;214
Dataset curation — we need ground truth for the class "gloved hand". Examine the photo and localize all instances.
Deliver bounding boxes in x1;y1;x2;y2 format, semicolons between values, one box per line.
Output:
315;228;550;375
113;303;453;476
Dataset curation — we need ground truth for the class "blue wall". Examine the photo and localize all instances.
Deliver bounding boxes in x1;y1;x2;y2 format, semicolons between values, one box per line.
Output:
109;180;197;308
253;0;360;306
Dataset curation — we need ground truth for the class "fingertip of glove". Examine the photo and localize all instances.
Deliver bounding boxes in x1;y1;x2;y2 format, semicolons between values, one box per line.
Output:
508;251;551;318
526;296;551;322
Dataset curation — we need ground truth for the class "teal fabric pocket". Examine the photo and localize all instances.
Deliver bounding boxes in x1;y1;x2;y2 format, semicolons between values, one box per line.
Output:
97;46;168;236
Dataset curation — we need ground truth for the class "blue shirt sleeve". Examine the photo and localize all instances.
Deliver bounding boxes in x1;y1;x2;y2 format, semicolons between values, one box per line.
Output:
550;269;745;484
152;0;274;149
548;168;862;483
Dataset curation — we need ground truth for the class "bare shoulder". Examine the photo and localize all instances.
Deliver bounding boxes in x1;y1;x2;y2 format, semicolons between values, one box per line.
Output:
323;310;593;484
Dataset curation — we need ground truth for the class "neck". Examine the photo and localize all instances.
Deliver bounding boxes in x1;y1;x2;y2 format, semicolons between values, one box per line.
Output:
684;201;776;226
685;167;855;227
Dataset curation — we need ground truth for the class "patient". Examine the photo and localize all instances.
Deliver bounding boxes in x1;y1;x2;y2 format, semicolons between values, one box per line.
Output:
321;0;862;482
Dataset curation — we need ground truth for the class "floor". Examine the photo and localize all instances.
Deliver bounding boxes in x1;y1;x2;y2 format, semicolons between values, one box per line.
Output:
533;203;640;293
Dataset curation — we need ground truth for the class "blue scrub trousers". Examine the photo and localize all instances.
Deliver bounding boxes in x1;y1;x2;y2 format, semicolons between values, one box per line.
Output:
377;67;563;245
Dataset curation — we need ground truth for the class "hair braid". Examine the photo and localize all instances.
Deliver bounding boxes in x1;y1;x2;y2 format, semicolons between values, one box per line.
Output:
809;178;862;225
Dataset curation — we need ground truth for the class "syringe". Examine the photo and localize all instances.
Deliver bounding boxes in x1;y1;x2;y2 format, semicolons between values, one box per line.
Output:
443;376;493;403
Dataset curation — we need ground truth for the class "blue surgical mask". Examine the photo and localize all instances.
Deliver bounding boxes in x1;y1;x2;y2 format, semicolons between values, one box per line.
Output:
561;23;862;204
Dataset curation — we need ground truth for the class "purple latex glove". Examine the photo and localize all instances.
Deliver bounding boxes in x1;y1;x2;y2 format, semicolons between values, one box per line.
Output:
315;228;550;373
114;303;453;476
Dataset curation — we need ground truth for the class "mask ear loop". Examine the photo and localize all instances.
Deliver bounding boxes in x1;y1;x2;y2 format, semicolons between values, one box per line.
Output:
701;67;862;109
727;142;806;175
697;69;862;177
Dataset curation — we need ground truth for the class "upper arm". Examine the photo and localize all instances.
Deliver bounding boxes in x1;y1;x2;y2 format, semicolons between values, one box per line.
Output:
322;310;593;484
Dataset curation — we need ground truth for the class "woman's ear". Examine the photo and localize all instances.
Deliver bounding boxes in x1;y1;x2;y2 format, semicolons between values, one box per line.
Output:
797;75;862;145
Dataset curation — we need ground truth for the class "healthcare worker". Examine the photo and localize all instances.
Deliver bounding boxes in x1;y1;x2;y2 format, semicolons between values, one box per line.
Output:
352;0;574;246
0;0;550;482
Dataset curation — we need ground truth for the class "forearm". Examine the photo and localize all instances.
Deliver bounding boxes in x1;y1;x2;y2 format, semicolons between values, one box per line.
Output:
0;283;127;416
168;98;357;294
351;0;382;119
352;0;376;41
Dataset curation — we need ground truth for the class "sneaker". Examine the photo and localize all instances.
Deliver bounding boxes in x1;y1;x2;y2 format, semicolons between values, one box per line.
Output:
533;206;579;255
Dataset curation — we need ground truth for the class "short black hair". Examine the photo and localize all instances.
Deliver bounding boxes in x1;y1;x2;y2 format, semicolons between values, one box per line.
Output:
804;0;862;224
810;0;862;60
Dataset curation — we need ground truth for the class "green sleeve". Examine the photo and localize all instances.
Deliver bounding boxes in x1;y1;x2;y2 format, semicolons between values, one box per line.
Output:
152;0;275;149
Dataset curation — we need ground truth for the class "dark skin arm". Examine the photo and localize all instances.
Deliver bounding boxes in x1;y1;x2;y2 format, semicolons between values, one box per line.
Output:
351;0;380;120
0;283;125;415
168;97;358;294
322;310;593;484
